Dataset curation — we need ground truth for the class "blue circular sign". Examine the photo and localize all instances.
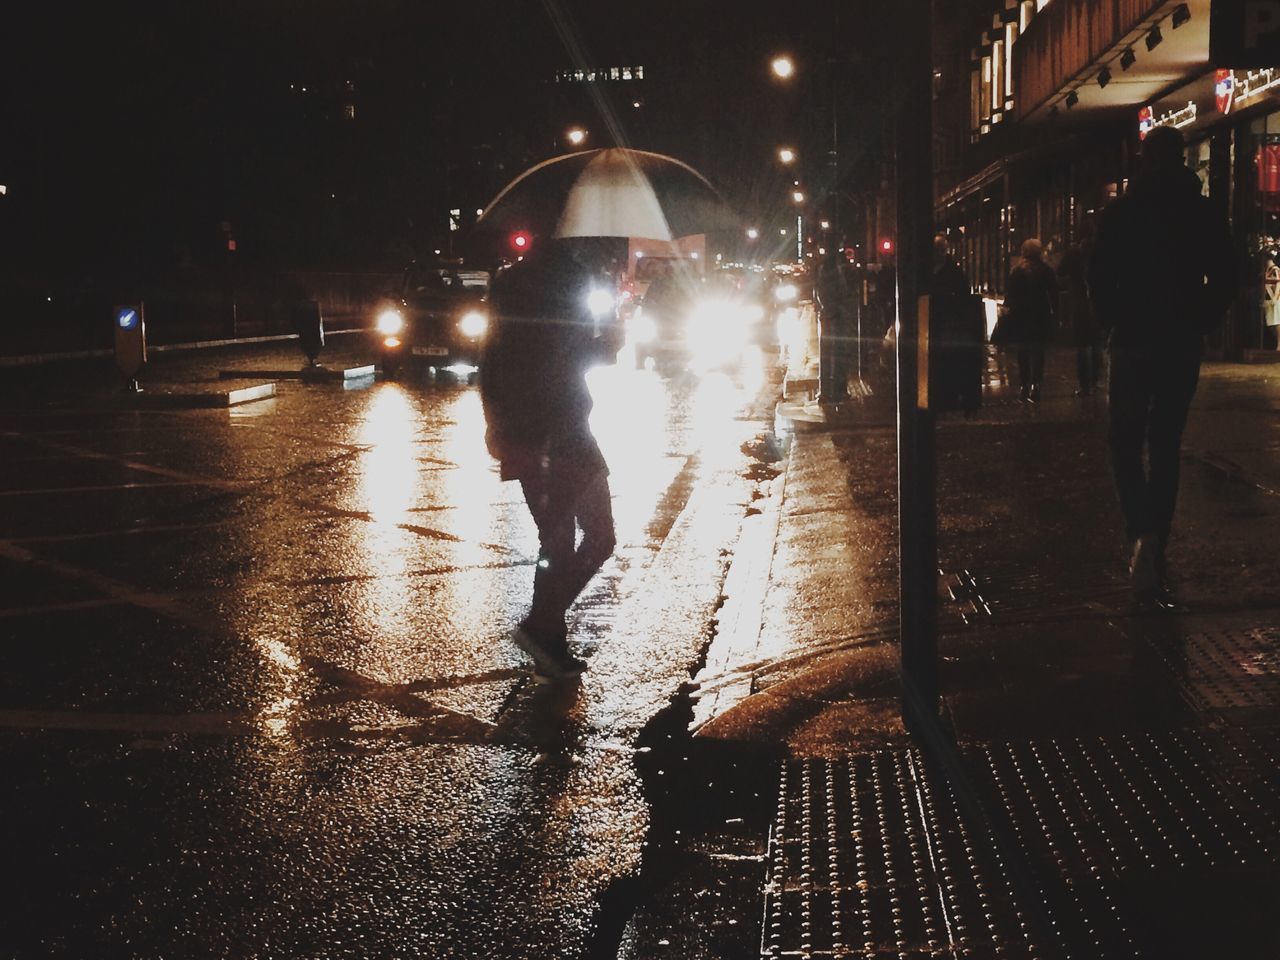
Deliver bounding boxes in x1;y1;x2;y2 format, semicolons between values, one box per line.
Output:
116;307;139;330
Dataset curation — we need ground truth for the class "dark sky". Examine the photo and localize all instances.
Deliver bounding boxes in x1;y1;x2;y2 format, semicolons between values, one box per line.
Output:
2;1;880;273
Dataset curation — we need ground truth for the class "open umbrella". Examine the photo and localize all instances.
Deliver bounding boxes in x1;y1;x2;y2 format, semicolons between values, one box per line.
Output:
475;148;738;242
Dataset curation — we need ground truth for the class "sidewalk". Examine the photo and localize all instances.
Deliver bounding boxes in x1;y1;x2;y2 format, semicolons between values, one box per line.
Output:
623;349;1280;958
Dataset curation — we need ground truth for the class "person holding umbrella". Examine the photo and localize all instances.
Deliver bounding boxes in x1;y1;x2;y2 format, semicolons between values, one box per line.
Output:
475;149;734;680
481;238;623;681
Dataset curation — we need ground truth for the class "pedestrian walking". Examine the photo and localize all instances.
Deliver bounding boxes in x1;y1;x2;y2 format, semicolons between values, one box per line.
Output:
1059;226;1104;396
816;247;854;402
930;234;983;415
1003;237;1058;402
481;238;622;681
1087;125;1235;599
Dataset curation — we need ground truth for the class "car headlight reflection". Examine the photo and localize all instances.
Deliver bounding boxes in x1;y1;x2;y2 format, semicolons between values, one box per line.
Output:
774;283;798;303
376;308;405;336
629;309;658;344
586;287;616;319
686;297;748;366
458;309;488;339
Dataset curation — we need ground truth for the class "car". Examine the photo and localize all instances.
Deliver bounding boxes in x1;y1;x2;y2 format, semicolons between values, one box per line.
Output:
372;260;491;379
629;267;768;372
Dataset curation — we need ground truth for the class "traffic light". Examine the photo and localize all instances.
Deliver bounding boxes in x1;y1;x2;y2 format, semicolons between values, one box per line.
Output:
510;230;532;254
879;237;895;256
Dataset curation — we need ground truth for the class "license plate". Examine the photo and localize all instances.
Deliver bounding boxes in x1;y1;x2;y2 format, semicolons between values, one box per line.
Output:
412;346;449;357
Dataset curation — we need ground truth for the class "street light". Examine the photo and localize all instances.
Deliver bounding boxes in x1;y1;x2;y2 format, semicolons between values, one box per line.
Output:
771;55;795;80
566;127;587;147
778;146;797;165
746;227;760;240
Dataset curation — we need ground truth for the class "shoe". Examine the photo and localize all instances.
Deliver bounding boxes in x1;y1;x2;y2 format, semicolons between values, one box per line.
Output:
512;625;586;683
1129;535;1160;598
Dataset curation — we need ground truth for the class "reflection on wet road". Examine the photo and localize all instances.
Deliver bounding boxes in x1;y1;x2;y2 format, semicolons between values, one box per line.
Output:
0;345;777;958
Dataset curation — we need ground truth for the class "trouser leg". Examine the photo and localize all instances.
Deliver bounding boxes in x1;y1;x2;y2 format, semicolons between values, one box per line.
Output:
553;471;616;615
1030;344;1046;387
521;475;577;637
1147;351;1202;541
1108;349;1153;542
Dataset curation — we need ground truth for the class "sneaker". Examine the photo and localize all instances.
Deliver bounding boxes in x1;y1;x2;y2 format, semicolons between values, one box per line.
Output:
1129;535;1160;598
512;626;586;683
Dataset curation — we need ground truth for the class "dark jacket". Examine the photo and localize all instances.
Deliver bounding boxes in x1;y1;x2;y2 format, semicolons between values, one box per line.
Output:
480;245;617;476
1003;258;1058;344
1088;166;1234;349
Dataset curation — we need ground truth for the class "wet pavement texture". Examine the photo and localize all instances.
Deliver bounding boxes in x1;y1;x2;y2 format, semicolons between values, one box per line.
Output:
629;351;1280;959
0;338;782;958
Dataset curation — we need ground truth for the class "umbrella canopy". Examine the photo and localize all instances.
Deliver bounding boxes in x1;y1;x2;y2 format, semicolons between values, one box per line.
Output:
475;148;737;242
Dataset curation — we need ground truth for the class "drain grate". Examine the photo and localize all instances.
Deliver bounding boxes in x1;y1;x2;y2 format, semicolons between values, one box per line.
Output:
763;729;1280;958
1150;625;1280;711
943;567;1130;627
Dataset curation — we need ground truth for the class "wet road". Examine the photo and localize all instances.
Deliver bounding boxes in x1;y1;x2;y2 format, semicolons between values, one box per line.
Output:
0;338;780;958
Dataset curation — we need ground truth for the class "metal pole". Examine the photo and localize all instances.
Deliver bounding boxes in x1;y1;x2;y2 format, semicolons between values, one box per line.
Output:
895;0;938;724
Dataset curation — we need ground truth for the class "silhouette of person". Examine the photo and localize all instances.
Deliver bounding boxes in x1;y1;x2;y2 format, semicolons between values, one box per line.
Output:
1004;237;1058;402
481;239;622;680
1088;125;1235;598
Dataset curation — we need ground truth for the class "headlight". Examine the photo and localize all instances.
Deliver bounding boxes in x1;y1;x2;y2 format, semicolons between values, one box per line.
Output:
686;297;748;367
376;308;405;336
629;310;657;344
774;283;798;303
586;287;616;319
458;309;488;339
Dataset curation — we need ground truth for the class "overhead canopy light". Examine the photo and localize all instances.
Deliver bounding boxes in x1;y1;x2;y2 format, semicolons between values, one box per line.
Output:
1146;25;1163;51
1120;47;1136;71
1065;90;1080;108
1171;3;1191;29
1098;66;1112;88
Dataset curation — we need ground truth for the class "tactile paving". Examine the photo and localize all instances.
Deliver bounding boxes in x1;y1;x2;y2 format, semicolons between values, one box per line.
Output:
763;727;1280;958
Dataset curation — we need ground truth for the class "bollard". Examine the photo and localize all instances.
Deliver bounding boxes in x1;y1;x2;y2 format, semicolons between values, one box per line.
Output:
292;299;325;367
113;303;146;393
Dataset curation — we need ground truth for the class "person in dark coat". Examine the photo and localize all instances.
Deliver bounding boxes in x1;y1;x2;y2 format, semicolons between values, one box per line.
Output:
1058;226;1104;396
1087;125;1235;599
481;239;622;680
1003;237;1058;402
930;234;981;415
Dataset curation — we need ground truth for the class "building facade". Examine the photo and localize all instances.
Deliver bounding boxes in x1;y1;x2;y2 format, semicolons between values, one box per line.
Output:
938;0;1280;358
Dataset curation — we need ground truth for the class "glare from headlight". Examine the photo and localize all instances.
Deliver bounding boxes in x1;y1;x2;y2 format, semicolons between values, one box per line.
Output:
629;310;657;344
586;287;616;318
376;308;405;336
774;283;798;303
458;309;488;339
686;297;748;367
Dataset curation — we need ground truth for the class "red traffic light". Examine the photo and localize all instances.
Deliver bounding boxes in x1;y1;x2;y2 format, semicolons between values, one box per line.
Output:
510;231;532;253
879;238;894;254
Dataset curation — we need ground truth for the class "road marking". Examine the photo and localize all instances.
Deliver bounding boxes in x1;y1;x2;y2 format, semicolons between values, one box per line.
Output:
0;599;123;618
0;480;223;497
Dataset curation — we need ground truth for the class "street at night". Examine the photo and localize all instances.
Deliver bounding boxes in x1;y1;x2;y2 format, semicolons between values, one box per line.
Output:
4;1;1280;957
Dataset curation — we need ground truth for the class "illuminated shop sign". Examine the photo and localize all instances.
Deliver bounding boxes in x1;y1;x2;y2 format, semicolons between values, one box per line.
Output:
1139;101;1197;139
1217;69;1236;114
1226;67;1280;109
1139;67;1280;139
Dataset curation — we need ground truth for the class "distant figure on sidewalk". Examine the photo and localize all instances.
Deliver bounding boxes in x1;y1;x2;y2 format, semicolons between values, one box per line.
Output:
930;234;982;415
816;247;855;402
481;239;622;681
1003;237;1058;402
1058;226;1104;396
1088;125;1235;598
